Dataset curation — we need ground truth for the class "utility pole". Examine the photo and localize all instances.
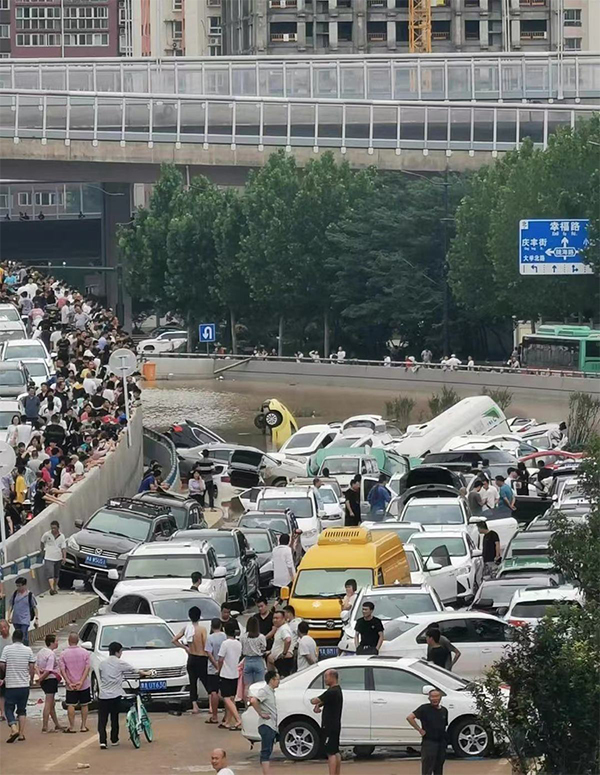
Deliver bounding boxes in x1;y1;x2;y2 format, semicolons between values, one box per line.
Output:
442;167;450;356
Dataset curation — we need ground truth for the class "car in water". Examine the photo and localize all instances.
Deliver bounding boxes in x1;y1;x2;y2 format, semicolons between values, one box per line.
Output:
136;329;188;354
242;655;499;760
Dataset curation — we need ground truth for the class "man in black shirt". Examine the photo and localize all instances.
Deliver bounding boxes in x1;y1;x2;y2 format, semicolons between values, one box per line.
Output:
344;478;361;527
311;669;343;775
407;688;449;775
477;521;501;578
354;601;384;655
251;597;275;649
219;602;241;637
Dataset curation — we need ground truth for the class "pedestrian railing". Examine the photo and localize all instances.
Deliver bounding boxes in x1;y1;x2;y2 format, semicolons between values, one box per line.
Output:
0;549;43;578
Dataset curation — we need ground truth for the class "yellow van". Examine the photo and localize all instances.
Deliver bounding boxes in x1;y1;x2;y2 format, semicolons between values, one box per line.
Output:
281;527;410;655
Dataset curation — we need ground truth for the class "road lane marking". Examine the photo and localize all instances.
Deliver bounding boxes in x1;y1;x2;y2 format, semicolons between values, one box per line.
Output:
43;734;96;770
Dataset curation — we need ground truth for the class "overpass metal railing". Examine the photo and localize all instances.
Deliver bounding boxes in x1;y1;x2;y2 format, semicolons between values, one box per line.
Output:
0;53;599;103
148;351;600;380
0;89;597;154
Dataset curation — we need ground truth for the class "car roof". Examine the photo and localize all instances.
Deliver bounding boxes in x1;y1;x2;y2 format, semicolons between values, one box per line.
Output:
20;357;48;364
175;529;235;538
404;498;462;506
409;531;468;539
239;527;273;536
242;510;292;519
511;530;554;542
2;339;44;347
260;487;311;497
122;589;217;602
395;611;503;623
510;586;580;602
480;577;554;587
89;614;167;626
359;584;434;596
128;542;210;556
0;361;25;370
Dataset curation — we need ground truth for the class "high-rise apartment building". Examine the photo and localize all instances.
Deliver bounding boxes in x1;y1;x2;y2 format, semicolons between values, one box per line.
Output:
223;0;599;55
130;0;222;57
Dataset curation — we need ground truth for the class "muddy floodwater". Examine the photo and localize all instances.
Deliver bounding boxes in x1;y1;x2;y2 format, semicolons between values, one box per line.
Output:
141;377;567;444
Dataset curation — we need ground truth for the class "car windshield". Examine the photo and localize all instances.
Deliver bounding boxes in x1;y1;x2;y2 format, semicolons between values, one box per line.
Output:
244;533;272;553
410;536;467;557
0;308;20;322
404;550;419;572
205;535;237;558
0;370;25;386
506;536;551;559
294;569;374;598
415;661;471;690
260;498;313;518
23;362;48;377
0;331;26;343
86;510;149;542
123;555;209;579
474;582;527;607
374;525;420;543
511;600;579;618
240;516;289;535
284;432;320;450
4;343;46;360
318;488;338;505
99;623;175;650
320;458;359;475
0;411;17;428
356;592;437;620
153;596;221;623
401;502;464;525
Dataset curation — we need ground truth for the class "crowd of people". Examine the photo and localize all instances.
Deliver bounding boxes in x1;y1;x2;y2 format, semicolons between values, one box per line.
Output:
0;263;141;546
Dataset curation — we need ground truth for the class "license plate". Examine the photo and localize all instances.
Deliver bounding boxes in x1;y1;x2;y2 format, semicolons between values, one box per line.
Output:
84;555;107;568
140;680;167;692
318;647;338;660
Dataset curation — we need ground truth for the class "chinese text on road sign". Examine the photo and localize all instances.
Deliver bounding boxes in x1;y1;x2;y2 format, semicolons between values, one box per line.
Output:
519;219;592;276
199;323;216;343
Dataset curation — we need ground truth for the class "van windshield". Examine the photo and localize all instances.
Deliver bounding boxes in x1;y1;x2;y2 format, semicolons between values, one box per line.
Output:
320;458;359;475
123;556;209;579
293;568;373;598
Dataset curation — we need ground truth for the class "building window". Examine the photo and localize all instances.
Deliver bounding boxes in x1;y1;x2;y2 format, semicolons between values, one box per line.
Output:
64;33;109;46
0;194;9;209
564;37;582;49
0;25;9;38
563;9;581;26
173;20;183;39
35;191;63;207
16;6;61;30
18;192;32;207
464;20;479;40
209;45;222;56
15;32;61;46
173;0;183;10
520;20;547;40
0;0;9;9
209;16;221;33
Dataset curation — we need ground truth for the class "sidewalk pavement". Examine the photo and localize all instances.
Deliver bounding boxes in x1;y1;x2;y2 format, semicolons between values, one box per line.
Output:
26;589;98;644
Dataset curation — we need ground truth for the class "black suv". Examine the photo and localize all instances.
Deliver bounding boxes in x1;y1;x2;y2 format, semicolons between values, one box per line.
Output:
62;497;177;583
236;510;303;566
134;491;208;531
171;528;260;609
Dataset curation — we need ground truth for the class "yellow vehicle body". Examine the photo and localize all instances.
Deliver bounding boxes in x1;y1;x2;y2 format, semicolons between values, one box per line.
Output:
258;399;298;449
282;527;411;644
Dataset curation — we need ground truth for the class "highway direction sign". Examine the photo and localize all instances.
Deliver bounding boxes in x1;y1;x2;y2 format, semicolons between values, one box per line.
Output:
519;219;592;276
199;323;216;343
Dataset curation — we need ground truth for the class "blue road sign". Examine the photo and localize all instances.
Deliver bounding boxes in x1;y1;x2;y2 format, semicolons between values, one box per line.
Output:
199;323;216;343
519;219;592;276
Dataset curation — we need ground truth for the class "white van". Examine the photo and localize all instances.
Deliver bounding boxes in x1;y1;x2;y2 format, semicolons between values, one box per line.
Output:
392;396;510;460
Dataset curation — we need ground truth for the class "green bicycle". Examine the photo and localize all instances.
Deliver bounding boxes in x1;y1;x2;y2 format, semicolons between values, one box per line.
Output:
125;681;154;749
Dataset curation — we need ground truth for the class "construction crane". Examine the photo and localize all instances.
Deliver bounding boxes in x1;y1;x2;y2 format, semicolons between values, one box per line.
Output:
409;0;432;54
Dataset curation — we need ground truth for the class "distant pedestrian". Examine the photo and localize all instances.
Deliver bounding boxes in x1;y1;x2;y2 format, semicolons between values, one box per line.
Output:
40;520;67;595
7;577;38;646
407;688;449;775
341;579;357;612
196;450;216;509
205;618;226;725
267;610;293;678
440;355;449;371
310;668;343;775
59;631;91;733
366;474;391;521
344;478;361;527
190;571;203;592
296;621;318;671
425;628;453;670
383;355;392;367
515;462;530;496
0;628;36;743
447;354;462;370
421;348;432;366
467;356;475;371
426;625;461;671
477;521;501;578
217;621;242;730
240;616;267;696
188;470;206;505
0;619;10;721
36;633;64;732
354;601;384;655
336;346;346;364
495;475;516;514
272;534;295;600
249;669;280;774
210;748;235;775
172;605;208;715
251;597;274;649
480;477;499;511
467;480;485;516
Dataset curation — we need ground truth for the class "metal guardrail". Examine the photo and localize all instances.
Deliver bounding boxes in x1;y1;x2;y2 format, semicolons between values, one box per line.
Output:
1;89;597;153
1;549;43;578
147;351;600;380
1;52;599;102
142;426;180;489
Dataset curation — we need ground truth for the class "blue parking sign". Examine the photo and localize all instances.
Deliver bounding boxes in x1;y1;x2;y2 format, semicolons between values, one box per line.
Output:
519;219;592;276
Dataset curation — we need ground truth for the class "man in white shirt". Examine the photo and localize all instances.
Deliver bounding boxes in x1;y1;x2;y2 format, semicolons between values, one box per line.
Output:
481;479;499;511
267;611;293;677
0;629;36;743
272;534;295;601
297;621;318;672
249;670;280;774
447;354;462;370
217;621;242;730
40;520;67;595
336;346;346;363
210;748;235;775
283;605;302;651
97;640;148;748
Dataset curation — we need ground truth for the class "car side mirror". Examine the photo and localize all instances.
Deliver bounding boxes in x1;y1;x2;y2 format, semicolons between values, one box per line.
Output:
476;598;494;608
74;519;83;529
472;548;482;557
97;606;108;616
80;641;93;651
496;606;509;617
551;494;558;502
425;559;442;571
107;569;119;581
213;566;227;579
422;684;436;695
341;610;350;622
280;586;290;601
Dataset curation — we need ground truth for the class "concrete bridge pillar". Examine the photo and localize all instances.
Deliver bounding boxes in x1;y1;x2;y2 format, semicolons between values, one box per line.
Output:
101;182;133;330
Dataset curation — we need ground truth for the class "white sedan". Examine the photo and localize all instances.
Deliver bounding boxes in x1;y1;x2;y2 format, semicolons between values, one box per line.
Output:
409;531;484;601
21;358;52;388
1;338;53;371
136;330;187;354
243;655;498;760
377;611;513;679
79;614;188;705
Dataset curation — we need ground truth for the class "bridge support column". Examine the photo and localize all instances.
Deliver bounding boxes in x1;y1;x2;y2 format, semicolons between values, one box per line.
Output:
101;182;132;330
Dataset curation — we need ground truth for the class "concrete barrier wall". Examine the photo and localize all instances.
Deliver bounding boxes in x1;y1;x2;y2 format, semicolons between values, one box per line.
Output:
144;355;599;398
5;408;144;563
143;426;181;490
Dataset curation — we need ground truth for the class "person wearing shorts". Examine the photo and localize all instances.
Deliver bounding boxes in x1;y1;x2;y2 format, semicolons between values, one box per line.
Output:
36;633;64;732
0;629;36;743
59;632;91;733
217;621;242;730
311;668;343;775
40;521;67;596
205;619;226;724
249;670;280;774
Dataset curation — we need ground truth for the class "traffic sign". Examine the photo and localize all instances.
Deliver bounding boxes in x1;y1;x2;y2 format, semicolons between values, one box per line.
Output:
519;219;593;276
199;323;216;343
108;348;137;378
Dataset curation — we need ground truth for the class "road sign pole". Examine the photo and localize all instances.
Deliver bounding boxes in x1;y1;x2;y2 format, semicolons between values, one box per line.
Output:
0;495;7;566
122;373;131;449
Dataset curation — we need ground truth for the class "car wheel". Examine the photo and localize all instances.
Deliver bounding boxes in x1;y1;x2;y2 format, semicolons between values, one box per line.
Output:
265;409;283;428
254;413;267;430
143;345;155;353
272;477;287;487
450;717;492;758
354;746;375;759
280;719;321;761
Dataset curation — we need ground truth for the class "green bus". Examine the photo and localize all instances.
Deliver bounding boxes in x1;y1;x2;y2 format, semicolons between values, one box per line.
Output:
520;325;600;373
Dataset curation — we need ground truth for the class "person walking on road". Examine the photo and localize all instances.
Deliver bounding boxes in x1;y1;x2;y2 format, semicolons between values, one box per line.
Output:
97;641;149;749
40;520;67;595
59;631;91;733
477;521;502;578
249;669;280;774
407;688;449;775
272;534;295;601
210;748;235;774
354;601;384;655
36;633;64;732
7;577;38;646
310;668;343;775
0;628;36;743
173;605;208;715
